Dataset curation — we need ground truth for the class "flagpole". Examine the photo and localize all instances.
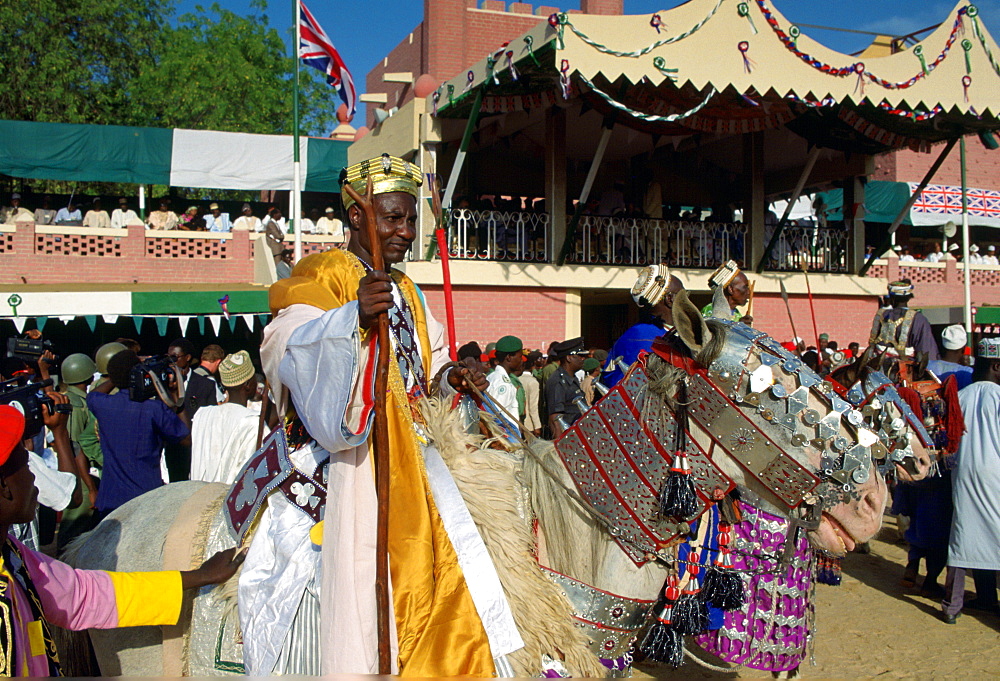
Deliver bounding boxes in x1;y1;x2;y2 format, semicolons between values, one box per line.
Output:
292;0;303;262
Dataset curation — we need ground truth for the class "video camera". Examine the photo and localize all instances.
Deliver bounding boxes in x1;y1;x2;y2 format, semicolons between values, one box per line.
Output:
0;378;73;441
128;355;175;403
6;337;60;370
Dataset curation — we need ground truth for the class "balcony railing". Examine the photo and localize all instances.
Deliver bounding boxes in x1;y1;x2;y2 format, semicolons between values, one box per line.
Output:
449;209;552;262
762;225;850;273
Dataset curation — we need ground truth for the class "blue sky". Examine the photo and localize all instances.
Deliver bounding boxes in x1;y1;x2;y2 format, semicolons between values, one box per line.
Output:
179;0;1000;110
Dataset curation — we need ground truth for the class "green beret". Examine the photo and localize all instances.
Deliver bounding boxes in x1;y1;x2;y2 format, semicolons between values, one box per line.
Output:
582;357;601;372
495;335;523;354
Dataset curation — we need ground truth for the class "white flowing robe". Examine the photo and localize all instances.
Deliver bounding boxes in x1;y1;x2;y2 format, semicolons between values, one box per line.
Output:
243;290;521;675
189;402;260;484
949;381;1000;570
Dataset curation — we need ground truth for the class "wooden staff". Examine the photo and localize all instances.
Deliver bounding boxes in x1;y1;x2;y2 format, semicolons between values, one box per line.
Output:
801;255;821;351
745;280;756;320
779;280;801;350
343;177;392;674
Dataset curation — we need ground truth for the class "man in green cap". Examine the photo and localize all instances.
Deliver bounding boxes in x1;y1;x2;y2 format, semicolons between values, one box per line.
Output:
580;357;602;406
486;336;524;432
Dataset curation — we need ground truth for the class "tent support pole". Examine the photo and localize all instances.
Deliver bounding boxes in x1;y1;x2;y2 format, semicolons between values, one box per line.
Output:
557;121;613;266
962;137;973;334
858;137;957;277
755;146;821;273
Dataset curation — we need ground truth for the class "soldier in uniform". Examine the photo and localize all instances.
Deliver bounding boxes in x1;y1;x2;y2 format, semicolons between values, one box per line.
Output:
544;338;589;437
485;335;524;432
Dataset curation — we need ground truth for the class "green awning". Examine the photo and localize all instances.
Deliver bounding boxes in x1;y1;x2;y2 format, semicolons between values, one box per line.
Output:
816;181;915;225
0;119;350;191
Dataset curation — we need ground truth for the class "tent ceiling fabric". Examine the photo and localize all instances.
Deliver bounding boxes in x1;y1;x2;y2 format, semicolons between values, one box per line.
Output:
435;0;1000;149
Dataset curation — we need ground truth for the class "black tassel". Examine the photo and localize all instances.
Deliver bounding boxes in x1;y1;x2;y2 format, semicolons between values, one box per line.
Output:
701;564;746;611
639;606;685;667
671;589;709;635
659;451;700;518
816;552;842;586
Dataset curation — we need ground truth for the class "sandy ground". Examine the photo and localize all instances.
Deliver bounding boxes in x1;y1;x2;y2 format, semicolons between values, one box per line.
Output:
641;515;1000;679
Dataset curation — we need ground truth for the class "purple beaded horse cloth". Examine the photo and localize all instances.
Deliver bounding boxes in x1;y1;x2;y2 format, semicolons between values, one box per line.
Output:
694;501;813;672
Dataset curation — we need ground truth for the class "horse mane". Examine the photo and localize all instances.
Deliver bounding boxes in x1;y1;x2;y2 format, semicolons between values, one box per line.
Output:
420;397;606;678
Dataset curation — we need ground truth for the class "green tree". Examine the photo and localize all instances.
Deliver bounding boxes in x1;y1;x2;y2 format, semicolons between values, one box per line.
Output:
125;1;336;136
0;0;173;124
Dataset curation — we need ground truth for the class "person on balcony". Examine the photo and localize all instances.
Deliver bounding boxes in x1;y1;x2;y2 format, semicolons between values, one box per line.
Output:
82;199;111;229
896;244;916;262
54;201;82;225
969;244;983;264
146;200;179;230
204;203;232;232
702;260;753;325
2;193;32;224
111;198;138;229
925;242;945;263
33;196;56;225
179;206;206;231
299;209;317;235
315;206;347;247
984;245;999;266
869;279;939;361
604;264;683;388
232;203;262;232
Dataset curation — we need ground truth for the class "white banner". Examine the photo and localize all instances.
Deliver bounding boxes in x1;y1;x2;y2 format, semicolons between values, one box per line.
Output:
170;129;308;191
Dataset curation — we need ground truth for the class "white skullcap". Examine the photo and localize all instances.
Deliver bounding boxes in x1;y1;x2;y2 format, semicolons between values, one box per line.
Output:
941;324;967;351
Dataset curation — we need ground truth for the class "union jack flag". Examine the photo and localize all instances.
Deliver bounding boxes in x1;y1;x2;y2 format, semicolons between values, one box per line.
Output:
299;2;357;117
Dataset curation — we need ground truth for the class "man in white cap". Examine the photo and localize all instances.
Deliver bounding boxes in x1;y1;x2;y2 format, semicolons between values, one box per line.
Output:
984;245;999;266
232;203;262;232
2;193;32;224
315;206;347;246
941;336;1000;622
604;264;683;387
928;324;973;389
969;244;983;264
204;203;232;232
947;242;961;262
898;245;916;262
110;197;138;229
189;350;260;484
925;242;945;263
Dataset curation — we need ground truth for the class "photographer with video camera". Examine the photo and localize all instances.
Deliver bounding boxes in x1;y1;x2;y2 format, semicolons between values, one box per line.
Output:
0;373;85;551
87;350;189;521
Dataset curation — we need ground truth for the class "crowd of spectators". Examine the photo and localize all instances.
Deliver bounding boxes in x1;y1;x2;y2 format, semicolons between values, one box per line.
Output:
0;330;270;553
892;241;1000;265
0;192;350;241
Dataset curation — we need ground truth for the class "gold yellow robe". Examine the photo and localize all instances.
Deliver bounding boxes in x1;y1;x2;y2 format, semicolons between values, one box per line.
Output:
269;248;494;677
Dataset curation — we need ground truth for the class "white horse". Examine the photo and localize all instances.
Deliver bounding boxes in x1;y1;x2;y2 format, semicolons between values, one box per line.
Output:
58;291;929;676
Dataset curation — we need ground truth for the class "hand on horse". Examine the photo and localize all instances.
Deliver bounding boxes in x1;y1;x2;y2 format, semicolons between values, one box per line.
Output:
448;365;489;394
357;271;394;329
182;547;248;589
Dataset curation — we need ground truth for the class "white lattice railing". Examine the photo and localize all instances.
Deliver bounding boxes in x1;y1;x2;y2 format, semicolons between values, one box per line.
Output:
448;209;552;262
567;218;748;268
763;225;851;273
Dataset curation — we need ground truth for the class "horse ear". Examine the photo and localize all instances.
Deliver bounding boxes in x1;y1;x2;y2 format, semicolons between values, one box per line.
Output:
673;289;713;354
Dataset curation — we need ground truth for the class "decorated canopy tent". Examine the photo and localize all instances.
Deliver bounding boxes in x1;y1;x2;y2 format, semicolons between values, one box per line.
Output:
437;0;1000;140
430;0;1000;276
0;119;349;192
